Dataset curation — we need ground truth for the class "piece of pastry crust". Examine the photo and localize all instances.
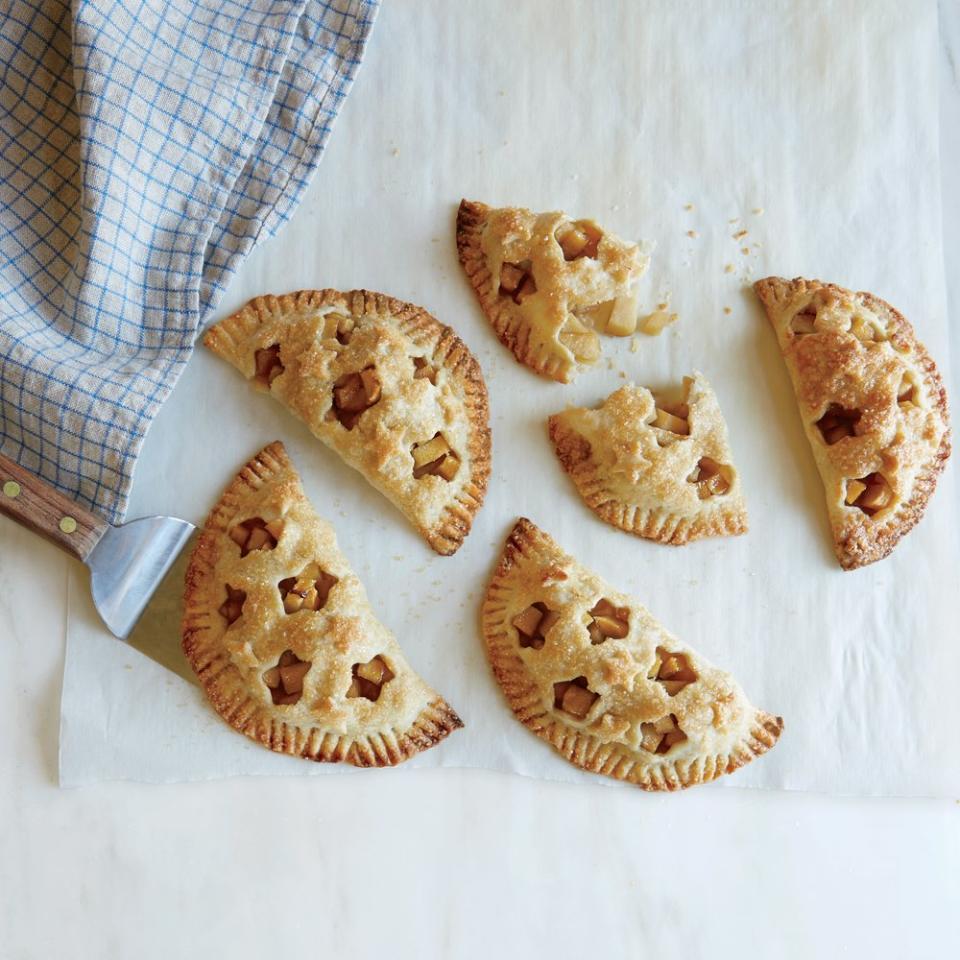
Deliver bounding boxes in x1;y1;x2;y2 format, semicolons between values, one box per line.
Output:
456;198;649;383
182;442;462;765
755;276;950;569
481;519;782;791
205;289;491;556
548;373;747;544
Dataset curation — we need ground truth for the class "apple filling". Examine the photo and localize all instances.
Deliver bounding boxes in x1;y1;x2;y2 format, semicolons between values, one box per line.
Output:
347;656;394;702
413;356;438;384
322;311;356;345
411;432;460;481
845;472;893;516
263;650;311;706
687;457;732;499
499;261;537;304
218;585;246;626
253;345;284;388
555;220;602;261
278;564;338;614
577;293;638;338
558;314;601;364
553;676;599;719
332;366;381;430
639;714;687;754
587;598;629;644
512;602;560;650
229;517;282;557
789;303;818;336
897;375;917;408
849;314;887;343
650;397;690;437
815;404;861;445
647;646;697;696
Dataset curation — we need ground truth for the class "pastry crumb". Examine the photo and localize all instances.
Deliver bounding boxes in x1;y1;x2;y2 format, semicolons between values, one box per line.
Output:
391;148;400;157
686;230;699;239
752;207;765;215
741;246;750;255
723;307;732;315
728;217;740;224
724;263;735;273
684;203;695;211
732;229;748;240
630;337;639;353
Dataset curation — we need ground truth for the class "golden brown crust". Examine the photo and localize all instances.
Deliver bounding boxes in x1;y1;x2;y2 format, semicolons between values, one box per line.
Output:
456;199;649;383
204;289;491;556
548;375;748;544
480;519;782;791
182;441;462;766
755;276;951;569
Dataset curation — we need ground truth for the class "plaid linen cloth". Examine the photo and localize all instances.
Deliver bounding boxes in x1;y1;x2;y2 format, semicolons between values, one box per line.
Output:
0;0;378;523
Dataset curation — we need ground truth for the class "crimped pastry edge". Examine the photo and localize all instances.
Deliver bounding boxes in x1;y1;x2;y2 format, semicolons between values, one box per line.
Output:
547;414;748;545
755;276;951;569
480;517;782;791
181;441;463;766
204;288;491;556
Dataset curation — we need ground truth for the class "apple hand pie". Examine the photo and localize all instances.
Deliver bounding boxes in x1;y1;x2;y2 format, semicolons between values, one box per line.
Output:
755;276;950;569
182;442;462;765
204;289;491;556
548;373;747;544
481;519;782;790
456;199;650;382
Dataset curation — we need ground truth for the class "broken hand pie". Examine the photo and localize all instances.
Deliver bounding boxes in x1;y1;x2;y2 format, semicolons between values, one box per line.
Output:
548;373;747;544
182;442;462;765
755;276;950;569
456;199;649;382
481;519;782;790
204;289;491;556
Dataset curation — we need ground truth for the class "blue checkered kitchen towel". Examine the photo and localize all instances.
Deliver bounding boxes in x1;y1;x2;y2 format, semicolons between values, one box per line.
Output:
0;0;378;523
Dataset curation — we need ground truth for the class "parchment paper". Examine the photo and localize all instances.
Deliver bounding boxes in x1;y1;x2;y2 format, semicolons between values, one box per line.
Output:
60;0;960;795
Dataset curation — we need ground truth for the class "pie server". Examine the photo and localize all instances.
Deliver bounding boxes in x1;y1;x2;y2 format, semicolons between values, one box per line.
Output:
0;451;195;639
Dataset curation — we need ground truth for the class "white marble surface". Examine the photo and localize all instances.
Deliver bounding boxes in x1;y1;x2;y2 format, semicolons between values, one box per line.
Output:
2;3;959;956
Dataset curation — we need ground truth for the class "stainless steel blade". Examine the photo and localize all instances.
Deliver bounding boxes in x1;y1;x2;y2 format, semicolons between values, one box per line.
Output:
124;529;199;683
88;516;195;639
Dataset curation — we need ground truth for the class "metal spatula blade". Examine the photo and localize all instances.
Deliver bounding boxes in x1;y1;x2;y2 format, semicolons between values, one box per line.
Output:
88;516;195;638
0;451;195;640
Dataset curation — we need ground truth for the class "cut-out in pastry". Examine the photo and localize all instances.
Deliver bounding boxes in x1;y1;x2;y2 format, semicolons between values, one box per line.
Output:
755;276;950;569
182;442;462;765
204;289;491;556
456;199;649;382
481;519;782;791
548;373;747;544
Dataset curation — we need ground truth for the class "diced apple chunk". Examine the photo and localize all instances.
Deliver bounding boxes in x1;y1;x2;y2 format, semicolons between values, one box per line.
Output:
280;661;310;694
653;408;689;435
562;684;597;719
859;482;891;510
512;605;544;638
262;667;280;689
845;480;867;505
412;434;449;468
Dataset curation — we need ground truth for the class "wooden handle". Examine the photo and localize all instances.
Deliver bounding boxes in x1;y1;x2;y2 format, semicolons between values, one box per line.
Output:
0;452;109;562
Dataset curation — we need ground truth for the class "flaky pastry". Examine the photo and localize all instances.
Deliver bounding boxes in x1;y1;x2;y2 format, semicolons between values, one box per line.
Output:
456;199;649;382
548;373;747;544
481;519;782;790
182;442;462;765
755;276;950;569
205;289;491;555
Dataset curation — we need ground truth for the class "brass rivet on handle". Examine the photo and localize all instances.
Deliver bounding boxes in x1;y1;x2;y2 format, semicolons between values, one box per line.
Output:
59;516;78;534
2;480;20;498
